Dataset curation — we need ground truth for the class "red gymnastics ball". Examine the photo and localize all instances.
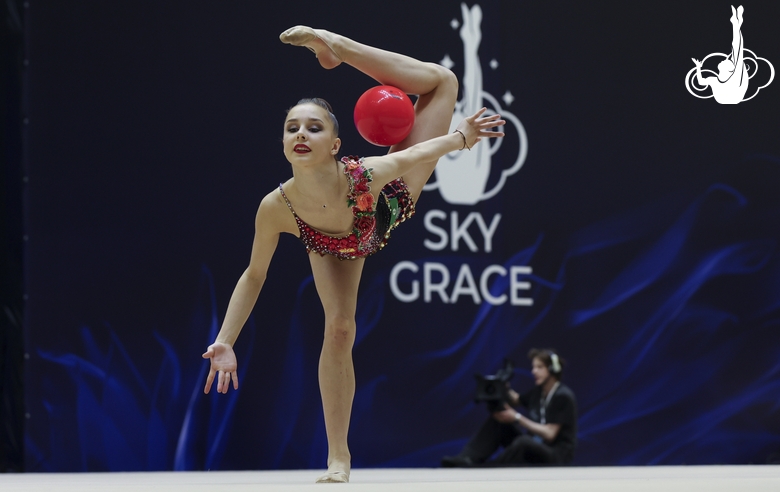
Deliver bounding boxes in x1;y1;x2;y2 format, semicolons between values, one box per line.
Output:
353;85;415;147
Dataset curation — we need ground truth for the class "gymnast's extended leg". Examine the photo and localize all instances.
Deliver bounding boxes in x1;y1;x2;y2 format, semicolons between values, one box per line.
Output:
280;26;459;203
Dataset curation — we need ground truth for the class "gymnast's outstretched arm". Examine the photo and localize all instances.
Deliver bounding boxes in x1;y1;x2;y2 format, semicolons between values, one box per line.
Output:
368;108;505;187
202;192;285;394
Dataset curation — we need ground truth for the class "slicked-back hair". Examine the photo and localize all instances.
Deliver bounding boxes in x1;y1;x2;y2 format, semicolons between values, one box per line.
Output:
289;97;340;136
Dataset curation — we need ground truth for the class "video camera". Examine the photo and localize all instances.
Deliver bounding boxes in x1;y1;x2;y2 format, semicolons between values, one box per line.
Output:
474;359;514;412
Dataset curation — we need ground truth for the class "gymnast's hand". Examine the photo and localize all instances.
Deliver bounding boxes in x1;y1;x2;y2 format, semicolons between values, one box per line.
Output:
202;341;239;394
454;107;506;149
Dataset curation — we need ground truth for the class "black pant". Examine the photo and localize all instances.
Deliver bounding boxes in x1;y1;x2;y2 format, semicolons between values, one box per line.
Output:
458;417;560;466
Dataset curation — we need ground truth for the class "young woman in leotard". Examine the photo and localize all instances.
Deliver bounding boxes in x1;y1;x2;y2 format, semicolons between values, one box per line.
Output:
201;26;505;483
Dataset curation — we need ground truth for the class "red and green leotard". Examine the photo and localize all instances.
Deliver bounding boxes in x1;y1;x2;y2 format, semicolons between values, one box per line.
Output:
278;156;415;260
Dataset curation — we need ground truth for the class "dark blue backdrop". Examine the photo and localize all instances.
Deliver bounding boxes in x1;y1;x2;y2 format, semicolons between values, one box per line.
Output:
23;0;780;471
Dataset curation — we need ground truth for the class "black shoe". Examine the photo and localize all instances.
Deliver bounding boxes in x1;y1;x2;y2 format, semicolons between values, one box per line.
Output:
441;455;474;468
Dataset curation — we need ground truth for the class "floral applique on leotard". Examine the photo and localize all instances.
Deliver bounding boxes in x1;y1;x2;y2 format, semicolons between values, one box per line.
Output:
278;156;415;260
345;158;378;252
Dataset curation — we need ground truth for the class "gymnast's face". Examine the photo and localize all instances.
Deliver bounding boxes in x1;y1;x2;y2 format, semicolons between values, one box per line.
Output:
531;357;551;386
283;104;341;165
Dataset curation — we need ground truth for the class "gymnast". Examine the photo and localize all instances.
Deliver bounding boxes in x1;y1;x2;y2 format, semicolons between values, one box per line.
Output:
202;26;505;483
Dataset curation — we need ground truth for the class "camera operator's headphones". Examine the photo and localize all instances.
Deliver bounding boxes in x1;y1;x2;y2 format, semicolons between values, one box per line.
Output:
548;351;562;375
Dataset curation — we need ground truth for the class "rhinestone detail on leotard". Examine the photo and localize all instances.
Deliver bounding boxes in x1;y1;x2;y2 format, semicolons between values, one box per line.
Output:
278;156;415;260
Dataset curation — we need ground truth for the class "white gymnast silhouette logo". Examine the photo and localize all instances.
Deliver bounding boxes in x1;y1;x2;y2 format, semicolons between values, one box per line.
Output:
425;3;528;205
685;5;774;104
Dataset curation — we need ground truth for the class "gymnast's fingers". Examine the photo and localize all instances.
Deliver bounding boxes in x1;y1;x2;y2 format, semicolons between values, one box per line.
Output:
218;370;227;394
204;368;215;394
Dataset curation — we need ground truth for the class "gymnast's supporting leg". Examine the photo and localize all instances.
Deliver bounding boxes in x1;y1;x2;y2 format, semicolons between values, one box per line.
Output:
280;26;459;202
309;255;364;483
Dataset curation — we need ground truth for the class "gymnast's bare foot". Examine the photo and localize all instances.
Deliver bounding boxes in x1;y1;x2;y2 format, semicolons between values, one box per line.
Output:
280;26;343;70
315;460;350;483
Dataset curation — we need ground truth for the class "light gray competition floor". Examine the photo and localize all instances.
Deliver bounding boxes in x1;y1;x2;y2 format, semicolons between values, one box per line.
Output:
2;466;779;492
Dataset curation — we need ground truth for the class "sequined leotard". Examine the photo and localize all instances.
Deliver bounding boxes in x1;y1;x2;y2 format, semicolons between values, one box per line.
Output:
279;156;415;260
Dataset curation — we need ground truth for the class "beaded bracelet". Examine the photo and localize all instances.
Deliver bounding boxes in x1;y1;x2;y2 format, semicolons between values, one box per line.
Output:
453;129;471;151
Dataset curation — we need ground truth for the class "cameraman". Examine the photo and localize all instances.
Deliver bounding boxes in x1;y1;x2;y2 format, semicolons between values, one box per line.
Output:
441;349;577;467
